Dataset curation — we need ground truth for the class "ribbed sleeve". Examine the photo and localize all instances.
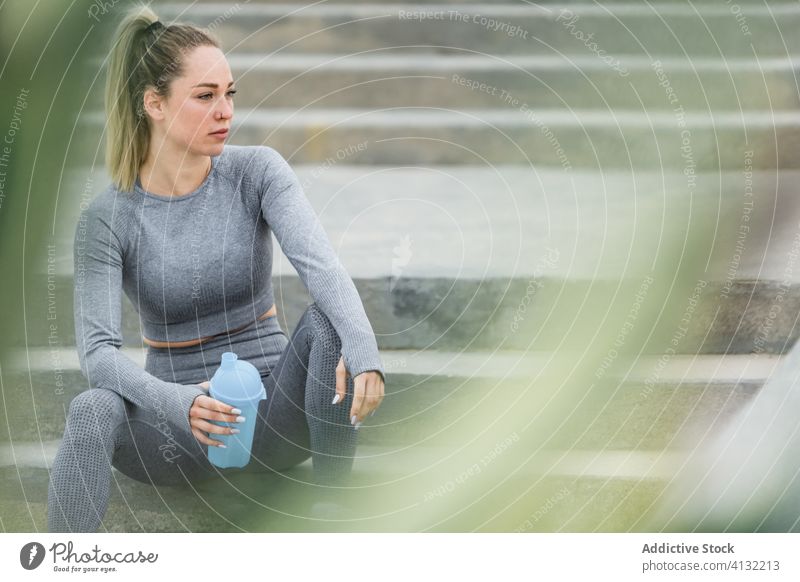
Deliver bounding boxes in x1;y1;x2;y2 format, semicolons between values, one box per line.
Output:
73;196;205;434
255;146;385;381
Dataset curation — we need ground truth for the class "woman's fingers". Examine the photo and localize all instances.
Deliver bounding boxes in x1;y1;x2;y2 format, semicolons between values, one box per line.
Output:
191;427;225;448
190;407;241;424
192;418;239;436
349;371;385;425
362;377;381;418
188;394;244;447
350;374;366;425
204;409;244;423
333;355;348;405
374;374;385;413
190;395;242;423
195;394;237;413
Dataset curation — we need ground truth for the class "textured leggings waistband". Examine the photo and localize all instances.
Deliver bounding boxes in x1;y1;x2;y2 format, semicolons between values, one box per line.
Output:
144;315;288;385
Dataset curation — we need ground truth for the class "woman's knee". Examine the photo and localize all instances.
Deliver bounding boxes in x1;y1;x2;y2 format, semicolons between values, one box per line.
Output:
66;388;126;436
304;303;342;353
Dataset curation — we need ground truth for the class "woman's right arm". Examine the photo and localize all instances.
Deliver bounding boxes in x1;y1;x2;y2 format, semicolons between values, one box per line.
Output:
73;196;206;434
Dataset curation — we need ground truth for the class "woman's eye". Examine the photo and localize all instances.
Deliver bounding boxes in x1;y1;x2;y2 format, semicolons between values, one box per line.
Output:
198;90;237;100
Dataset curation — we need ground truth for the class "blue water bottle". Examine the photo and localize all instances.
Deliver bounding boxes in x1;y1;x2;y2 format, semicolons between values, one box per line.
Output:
208;352;267;468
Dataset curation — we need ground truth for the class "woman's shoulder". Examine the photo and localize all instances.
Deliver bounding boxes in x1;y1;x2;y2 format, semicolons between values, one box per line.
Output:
215;145;297;203
79;183;116;219
217;143;286;178
84;182;135;218
77;183;138;245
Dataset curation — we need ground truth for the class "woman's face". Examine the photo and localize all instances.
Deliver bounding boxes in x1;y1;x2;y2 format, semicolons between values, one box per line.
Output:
144;45;235;156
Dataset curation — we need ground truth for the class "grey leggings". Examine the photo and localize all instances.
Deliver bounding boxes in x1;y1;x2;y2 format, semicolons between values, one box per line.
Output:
47;303;358;532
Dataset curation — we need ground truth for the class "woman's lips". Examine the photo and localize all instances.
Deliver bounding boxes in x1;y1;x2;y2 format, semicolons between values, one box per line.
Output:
210;129;228;138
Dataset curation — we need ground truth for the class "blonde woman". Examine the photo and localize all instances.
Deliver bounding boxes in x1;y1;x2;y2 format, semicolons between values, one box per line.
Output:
47;5;385;532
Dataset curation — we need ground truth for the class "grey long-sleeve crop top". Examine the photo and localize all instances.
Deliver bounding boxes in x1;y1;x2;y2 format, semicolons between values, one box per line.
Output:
73;144;384;433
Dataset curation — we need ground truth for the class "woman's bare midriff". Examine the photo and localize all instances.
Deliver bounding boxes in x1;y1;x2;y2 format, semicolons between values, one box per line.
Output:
142;304;277;348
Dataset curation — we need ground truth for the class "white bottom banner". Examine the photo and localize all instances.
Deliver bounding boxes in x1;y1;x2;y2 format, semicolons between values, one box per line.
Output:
1;533;798;580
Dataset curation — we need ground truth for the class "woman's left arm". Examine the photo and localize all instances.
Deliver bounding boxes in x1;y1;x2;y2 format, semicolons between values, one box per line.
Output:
255;146;385;422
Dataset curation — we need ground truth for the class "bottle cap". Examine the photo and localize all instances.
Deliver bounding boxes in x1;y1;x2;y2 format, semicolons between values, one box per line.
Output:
211;352;265;403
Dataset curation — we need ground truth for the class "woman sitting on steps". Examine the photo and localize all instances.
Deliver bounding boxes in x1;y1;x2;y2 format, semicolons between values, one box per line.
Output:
47;5;385;533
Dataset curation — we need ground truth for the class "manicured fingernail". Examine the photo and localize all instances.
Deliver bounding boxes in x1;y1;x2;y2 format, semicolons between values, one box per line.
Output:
218;444;227;448
235;416;246;423
350;415;357;425
354;421;363;430
332;394;341;405
370;410;375;416
231;408;242;415
230;429;240;434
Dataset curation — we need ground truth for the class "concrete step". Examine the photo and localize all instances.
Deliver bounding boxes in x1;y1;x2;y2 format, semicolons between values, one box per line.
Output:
184;0;791;4
224;55;800;111
231;55;800;111
87;54;799;111
183;0;537;5
51;166;800;281
81;108;800;168
20;271;800;356
156;3;800;57
0;446;672;532
0;441;686;478
37;164;800;355
1;350;780;448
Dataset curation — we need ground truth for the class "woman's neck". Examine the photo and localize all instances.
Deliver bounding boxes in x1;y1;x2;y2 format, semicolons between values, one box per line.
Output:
139;151;212;197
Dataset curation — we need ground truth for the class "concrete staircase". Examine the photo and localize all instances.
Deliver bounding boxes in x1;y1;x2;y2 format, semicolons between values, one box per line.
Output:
3;0;800;531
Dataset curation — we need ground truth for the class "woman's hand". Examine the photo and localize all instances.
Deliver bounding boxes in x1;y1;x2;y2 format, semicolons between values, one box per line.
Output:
189;381;244;448
332;356;384;428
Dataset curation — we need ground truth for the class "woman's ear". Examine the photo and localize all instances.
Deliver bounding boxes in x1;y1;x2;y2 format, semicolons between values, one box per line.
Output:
142;86;166;121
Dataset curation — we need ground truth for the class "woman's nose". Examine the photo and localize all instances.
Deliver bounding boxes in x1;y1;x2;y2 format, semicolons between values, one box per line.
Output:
216;100;232;119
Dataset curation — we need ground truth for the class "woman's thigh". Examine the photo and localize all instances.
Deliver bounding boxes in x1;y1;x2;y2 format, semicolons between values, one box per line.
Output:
247;309;320;473
130;307;326;477
111;400;217;486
